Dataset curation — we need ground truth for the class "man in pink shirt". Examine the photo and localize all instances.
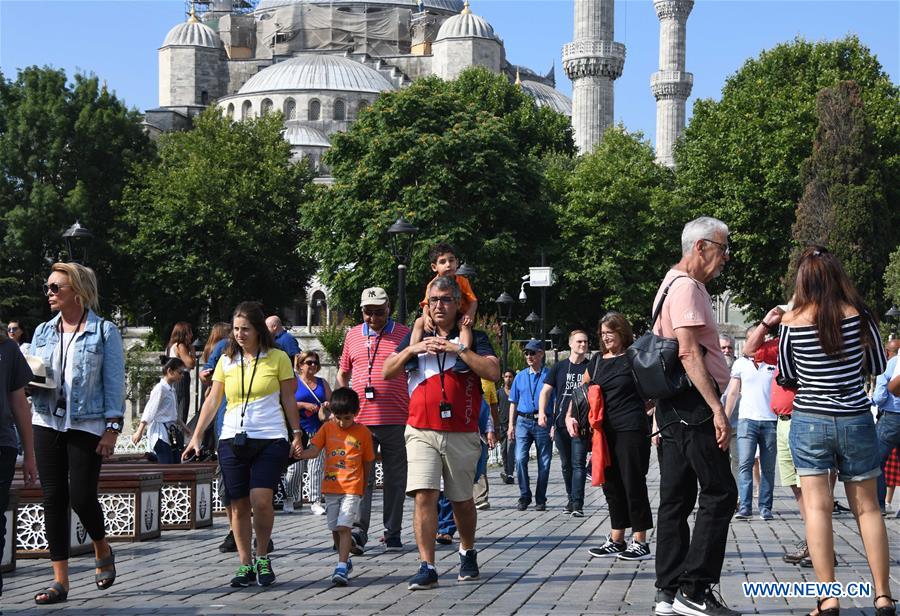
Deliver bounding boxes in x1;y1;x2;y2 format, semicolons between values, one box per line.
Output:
337;287;411;553
650;217;740;616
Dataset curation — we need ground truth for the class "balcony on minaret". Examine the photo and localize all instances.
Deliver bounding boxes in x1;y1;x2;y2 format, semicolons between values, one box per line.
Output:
562;40;626;81
650;70;693;101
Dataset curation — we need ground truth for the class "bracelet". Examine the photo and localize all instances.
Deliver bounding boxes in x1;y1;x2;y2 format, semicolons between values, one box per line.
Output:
292;429;302;435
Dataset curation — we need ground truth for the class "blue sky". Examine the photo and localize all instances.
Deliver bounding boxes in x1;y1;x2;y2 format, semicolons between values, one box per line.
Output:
1;1;897;145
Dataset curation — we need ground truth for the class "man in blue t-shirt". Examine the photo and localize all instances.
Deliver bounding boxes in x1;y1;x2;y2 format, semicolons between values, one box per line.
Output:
507;339;552;511
266;316;302;364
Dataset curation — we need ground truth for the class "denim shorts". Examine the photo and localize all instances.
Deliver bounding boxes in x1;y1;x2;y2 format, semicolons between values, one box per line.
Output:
218;438;290;500
788;411;882;482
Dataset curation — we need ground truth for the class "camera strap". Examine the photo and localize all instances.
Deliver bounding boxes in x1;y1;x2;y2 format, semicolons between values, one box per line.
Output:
57;310;87;398
239;350;261;431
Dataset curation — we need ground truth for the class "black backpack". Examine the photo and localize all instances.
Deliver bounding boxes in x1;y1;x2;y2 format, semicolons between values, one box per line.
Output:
569;360;600;438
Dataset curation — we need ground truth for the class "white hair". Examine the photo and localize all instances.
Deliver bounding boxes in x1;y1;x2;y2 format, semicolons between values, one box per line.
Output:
681;217;729;256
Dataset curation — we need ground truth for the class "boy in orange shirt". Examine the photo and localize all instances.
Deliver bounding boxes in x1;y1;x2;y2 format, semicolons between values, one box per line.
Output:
407;243;478;370
297;387;374;586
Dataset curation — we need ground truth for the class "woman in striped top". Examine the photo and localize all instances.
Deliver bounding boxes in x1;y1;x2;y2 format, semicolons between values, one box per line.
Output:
778;247;893;616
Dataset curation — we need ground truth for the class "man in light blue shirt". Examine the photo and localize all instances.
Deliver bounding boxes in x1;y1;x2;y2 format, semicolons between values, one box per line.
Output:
507;339;553;511
874;338;900;512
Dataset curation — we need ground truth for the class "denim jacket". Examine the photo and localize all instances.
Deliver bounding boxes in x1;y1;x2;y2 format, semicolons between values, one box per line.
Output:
30;310;126;420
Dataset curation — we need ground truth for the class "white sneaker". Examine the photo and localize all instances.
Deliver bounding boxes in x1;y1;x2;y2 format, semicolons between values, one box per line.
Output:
282;500;295;513
310;502;326;516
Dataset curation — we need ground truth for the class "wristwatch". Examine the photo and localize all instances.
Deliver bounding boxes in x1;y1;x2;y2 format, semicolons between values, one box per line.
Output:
457;342;468;354
105;420;123;434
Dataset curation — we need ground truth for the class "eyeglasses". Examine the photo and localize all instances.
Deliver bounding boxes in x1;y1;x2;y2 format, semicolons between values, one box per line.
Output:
600;331;617;338
524;350;539;356
303;360;320;367
427;296;456;306
42;282;71;295
703;238;730;257
362;307;387;317
7;326;18;333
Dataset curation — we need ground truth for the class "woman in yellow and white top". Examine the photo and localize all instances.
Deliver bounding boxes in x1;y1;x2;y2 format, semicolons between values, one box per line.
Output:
183;301;302;589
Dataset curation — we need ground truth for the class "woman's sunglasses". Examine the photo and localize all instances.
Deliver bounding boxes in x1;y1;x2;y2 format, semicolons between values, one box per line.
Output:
42;282;71;295
303;360;320;367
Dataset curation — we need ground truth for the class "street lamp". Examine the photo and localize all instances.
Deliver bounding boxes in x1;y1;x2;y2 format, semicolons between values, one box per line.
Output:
457;263;476;278
549;325;563;363
525;311;541;337
386;217;418;323
495;292;514;373
61;220;93;264
885;306;900;338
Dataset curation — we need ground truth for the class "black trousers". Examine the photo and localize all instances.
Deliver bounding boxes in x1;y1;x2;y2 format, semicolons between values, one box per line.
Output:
602;428;653;532
33;426;107;561
175;371;191;423
655;389;737;599
0;445;16;595
497;433;515;478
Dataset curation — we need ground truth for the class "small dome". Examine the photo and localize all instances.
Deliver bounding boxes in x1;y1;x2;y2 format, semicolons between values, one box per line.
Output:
162;19;221;48
436;2;500;42
284;124;332;148
520;80;572;117
237;54;396;95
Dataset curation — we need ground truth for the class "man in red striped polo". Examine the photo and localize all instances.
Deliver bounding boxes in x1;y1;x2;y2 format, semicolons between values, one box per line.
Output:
336;287;411;553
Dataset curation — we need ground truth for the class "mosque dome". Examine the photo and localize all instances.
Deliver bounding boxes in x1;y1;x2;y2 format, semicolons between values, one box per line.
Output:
284;124;332;148
162;17;222;48
435;2;500;42
237;54;396;95
520;80;572;117
255;0;465;14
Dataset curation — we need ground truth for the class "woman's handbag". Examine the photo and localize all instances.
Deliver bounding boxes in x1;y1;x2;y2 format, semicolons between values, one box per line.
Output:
166;422;185;455
626;276;693;401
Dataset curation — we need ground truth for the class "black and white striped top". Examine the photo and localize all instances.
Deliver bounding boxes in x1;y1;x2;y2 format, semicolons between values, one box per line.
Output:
778;315;886;415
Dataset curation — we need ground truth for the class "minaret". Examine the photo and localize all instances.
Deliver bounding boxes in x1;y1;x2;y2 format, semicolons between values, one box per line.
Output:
562;0;625;153
651;0;693;167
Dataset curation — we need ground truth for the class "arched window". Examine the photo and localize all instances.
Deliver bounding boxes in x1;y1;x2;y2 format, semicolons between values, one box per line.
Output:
226;103;234;119
358;100;369;115
261;98;273;115
308;99;321;121
333;99;346;121
241;100;252;120
283;98;296;120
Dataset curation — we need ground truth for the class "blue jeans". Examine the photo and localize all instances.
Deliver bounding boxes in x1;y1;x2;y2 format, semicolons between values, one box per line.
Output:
515;417;552;505
789;411;881;482
553;428;589;508
437;492;455;536
737;419;777;512
877;412;900;507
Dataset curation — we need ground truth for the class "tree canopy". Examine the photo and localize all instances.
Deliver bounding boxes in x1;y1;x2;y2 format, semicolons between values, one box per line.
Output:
675;36;899;319
115;109;314;335
298;67;575;321
0;66;152;321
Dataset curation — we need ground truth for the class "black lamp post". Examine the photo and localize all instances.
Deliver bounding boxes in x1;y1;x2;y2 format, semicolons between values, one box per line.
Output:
457;263;476;279
192;336;203;416
387;217;418;323
61;220;93;264
885;306;900;337
525;311;541;338
495;291;514;373
549;325;563;363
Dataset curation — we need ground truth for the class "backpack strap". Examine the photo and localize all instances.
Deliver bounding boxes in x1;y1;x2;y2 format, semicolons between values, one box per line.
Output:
650;275;689;329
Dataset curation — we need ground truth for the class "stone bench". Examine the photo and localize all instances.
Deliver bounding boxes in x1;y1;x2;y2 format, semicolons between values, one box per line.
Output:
3;489;19;573
103;463;215;530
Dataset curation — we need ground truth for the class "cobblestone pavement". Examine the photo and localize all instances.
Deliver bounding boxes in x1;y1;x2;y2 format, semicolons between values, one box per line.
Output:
3;455;898;615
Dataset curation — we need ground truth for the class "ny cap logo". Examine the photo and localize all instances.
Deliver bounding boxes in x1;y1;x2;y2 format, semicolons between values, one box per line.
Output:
368;290;377;297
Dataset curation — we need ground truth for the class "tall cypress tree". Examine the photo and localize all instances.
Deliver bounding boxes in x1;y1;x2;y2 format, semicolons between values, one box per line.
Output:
787;80;890;310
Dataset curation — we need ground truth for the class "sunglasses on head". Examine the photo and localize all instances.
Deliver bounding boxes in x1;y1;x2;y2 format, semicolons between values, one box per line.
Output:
303;360;320;367
43;282;71;295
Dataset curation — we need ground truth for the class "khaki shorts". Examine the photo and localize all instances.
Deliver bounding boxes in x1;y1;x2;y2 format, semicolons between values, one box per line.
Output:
325;493;361;531
777;416;799;487
405;426;481;502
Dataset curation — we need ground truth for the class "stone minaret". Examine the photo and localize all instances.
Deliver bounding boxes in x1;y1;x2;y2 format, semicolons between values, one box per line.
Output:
651;0;693;167
562;0;626;153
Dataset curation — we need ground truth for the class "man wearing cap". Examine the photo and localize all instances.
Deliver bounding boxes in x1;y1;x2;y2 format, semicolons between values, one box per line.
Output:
336;287;411;553
507;339;553;511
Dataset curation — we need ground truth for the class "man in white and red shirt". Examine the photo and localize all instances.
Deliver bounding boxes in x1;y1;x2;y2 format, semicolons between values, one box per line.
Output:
383;275;499;590
336;287;410;553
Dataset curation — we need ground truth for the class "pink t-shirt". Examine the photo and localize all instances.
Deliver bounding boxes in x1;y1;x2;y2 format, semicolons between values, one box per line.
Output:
652;268;731;392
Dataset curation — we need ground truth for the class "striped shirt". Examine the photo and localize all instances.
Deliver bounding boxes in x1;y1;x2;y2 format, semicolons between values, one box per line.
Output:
339;320;410;426
777;315;886;415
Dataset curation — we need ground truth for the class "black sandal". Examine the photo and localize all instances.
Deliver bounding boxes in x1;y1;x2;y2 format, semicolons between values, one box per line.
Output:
808;597;839;616
95;546;116;590
875;595;897;616
34;581;68;605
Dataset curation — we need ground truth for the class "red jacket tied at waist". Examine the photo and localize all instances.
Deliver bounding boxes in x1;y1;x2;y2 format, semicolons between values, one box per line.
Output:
588;383;610;486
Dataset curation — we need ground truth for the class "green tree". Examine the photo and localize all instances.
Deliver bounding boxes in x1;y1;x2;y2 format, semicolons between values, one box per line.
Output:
298;68;575;319
788;81;891;310
115;109;314;335
675;36;899;319
552;127;680;332
885;247;900;309
0;66;152;321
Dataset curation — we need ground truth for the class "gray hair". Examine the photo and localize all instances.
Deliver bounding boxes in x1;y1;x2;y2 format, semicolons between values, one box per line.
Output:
431;275;462;302
681;217;729;256
718;333;735;346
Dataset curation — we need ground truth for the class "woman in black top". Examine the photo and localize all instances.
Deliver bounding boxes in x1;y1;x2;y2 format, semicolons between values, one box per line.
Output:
582;312;653;561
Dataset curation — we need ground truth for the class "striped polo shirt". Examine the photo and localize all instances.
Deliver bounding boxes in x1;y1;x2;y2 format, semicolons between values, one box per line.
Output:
777;315;886;415
339;319;410;426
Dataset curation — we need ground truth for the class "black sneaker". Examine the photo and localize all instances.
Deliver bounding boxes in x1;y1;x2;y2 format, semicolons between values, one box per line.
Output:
782;539;808;564
617;539;652;561
350;532;364;556
588;533;626;557
252;537;275;554
535;502;546;511
516;500;530;511
503;475;515;485
458;549;479;581
384;536;403;552
255;556;275;587
564;501;574;515
672;586;740;616
571;509;584;518
408;562;438;590
219;530;237;553
655;588;676;615
230;563;256;587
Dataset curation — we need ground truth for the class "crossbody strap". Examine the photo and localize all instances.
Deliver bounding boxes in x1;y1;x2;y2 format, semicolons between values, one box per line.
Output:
650;275;689;329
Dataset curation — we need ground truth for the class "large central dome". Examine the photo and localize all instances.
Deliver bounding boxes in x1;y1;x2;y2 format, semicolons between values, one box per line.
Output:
238;54;396;95
255;0;465;14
